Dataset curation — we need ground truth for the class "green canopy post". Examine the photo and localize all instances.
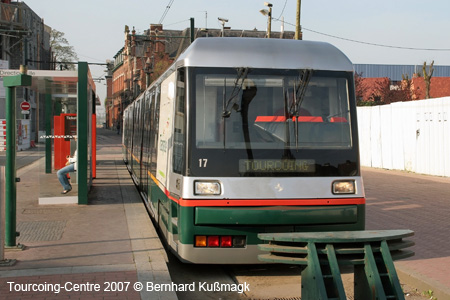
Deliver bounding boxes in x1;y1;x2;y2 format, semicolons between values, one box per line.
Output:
3;66;31;248
77;62;88;205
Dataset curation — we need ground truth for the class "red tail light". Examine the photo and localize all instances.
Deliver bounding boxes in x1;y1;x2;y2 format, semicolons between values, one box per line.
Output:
194;235;246;248
221;236;232;247
207;236;220;247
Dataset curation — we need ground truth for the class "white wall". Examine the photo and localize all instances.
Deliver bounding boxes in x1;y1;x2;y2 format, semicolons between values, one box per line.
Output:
357;97;450;177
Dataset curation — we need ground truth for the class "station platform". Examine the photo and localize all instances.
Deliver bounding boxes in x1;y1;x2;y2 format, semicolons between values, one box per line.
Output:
0;128;449;299
0;128;177;300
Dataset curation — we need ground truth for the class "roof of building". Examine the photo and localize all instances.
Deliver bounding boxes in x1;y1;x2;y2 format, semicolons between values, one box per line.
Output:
411;77;450;99
354;64;450;81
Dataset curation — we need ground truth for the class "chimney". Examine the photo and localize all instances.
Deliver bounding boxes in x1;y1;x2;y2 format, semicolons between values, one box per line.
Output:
150;24;165;54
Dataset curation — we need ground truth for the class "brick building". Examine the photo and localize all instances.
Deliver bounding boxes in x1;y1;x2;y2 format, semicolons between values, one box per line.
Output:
107;24;174;129
106;24;295;129
409;77;450;100
0;0;52;141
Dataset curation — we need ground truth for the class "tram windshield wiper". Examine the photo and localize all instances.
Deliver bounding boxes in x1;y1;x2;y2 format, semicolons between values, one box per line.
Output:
222;67;249;150
289;69;313;118
222;67;249;118
290;69;313;150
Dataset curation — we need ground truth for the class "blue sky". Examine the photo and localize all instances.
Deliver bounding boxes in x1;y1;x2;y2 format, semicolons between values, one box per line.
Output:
22;0;450;102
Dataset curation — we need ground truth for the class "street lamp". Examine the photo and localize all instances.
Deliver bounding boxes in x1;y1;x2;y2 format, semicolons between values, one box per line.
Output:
218;17;228;37
260;2;272;38
144;57;153;88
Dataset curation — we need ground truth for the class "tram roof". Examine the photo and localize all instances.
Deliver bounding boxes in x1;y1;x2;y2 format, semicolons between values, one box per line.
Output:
176;37;354;72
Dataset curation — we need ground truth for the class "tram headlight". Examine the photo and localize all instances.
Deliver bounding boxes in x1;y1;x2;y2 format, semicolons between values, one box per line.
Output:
332;180;356;194
194;181;221;195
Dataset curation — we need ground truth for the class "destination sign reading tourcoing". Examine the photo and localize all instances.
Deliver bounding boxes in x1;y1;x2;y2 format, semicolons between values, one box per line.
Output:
239;159;315;173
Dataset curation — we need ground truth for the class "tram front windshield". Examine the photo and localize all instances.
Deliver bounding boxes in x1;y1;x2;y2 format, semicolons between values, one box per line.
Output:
189;67;359;177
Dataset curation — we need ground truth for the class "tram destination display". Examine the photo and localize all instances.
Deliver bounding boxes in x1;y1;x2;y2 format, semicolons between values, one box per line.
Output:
239;159;315;173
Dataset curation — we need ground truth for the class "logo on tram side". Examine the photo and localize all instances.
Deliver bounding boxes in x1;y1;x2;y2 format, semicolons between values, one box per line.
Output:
160;140;167;152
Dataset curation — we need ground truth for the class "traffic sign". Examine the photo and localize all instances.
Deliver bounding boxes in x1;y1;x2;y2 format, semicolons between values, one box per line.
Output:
20;101;30;111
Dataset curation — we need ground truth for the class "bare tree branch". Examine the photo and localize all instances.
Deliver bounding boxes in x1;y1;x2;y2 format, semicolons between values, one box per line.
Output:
50;29;78;70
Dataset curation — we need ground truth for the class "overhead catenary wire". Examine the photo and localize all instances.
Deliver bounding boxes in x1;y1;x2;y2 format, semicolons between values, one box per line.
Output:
159;0;175;24
277;0;288;19
273;17;450;52
164;18;190;28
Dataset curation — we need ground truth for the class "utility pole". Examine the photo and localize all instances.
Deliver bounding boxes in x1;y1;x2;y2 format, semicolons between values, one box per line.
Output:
295;0;303;40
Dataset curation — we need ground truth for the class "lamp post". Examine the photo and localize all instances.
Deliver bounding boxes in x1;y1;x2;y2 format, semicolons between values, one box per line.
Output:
260;2;273;38
144;57;152;88
218;17;228;37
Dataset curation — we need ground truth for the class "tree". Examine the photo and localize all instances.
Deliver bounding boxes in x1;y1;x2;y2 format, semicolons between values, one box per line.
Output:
371;78;392;104
354;72;367;102
423;60;434;99
152;60;171;82
370;78;409;104
401;74;413;101
50;29;78;70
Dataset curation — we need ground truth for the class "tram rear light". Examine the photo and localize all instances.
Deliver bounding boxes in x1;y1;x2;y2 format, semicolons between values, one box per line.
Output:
332;180;356;194
194;181;221;195
195;236;207;247
207;236;220;247
194;235;246;247
221;236;232;247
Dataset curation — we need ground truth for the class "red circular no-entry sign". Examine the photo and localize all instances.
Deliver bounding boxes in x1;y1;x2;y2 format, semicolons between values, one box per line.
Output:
20;101;30;111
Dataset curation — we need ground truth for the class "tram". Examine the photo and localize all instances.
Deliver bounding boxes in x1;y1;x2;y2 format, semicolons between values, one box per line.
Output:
122;37;365;264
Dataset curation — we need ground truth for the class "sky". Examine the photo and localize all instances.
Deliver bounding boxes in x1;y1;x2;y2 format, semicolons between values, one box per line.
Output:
21;0;450;105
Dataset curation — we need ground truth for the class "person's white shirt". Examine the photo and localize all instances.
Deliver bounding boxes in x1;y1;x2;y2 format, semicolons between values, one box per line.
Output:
68;150;77;171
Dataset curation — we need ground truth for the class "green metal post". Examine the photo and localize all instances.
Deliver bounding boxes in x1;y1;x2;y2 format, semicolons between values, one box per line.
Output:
4;85;16;247
0;166;5;260
77;62;88;205
190;18;195;43
3;67;32;247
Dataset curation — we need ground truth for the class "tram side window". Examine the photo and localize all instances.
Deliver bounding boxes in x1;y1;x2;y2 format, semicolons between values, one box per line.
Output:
173;68;186;174
132;101;140;156
195;83;218;146
150;90;160;177
142;91;152;174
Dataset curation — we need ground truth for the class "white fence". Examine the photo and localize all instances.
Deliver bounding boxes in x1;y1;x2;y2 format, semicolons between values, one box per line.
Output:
357;97;450;177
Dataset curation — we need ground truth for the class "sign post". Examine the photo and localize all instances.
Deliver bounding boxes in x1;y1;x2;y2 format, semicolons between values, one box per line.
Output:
20;101;30;115
20;101;30;111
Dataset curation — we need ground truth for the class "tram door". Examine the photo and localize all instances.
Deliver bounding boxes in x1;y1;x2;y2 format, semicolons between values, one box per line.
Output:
156;73;176;237
169;68;186;198
167;68;186;245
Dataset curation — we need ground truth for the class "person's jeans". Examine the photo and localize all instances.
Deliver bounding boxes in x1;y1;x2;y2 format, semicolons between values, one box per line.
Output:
57;163;75;191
